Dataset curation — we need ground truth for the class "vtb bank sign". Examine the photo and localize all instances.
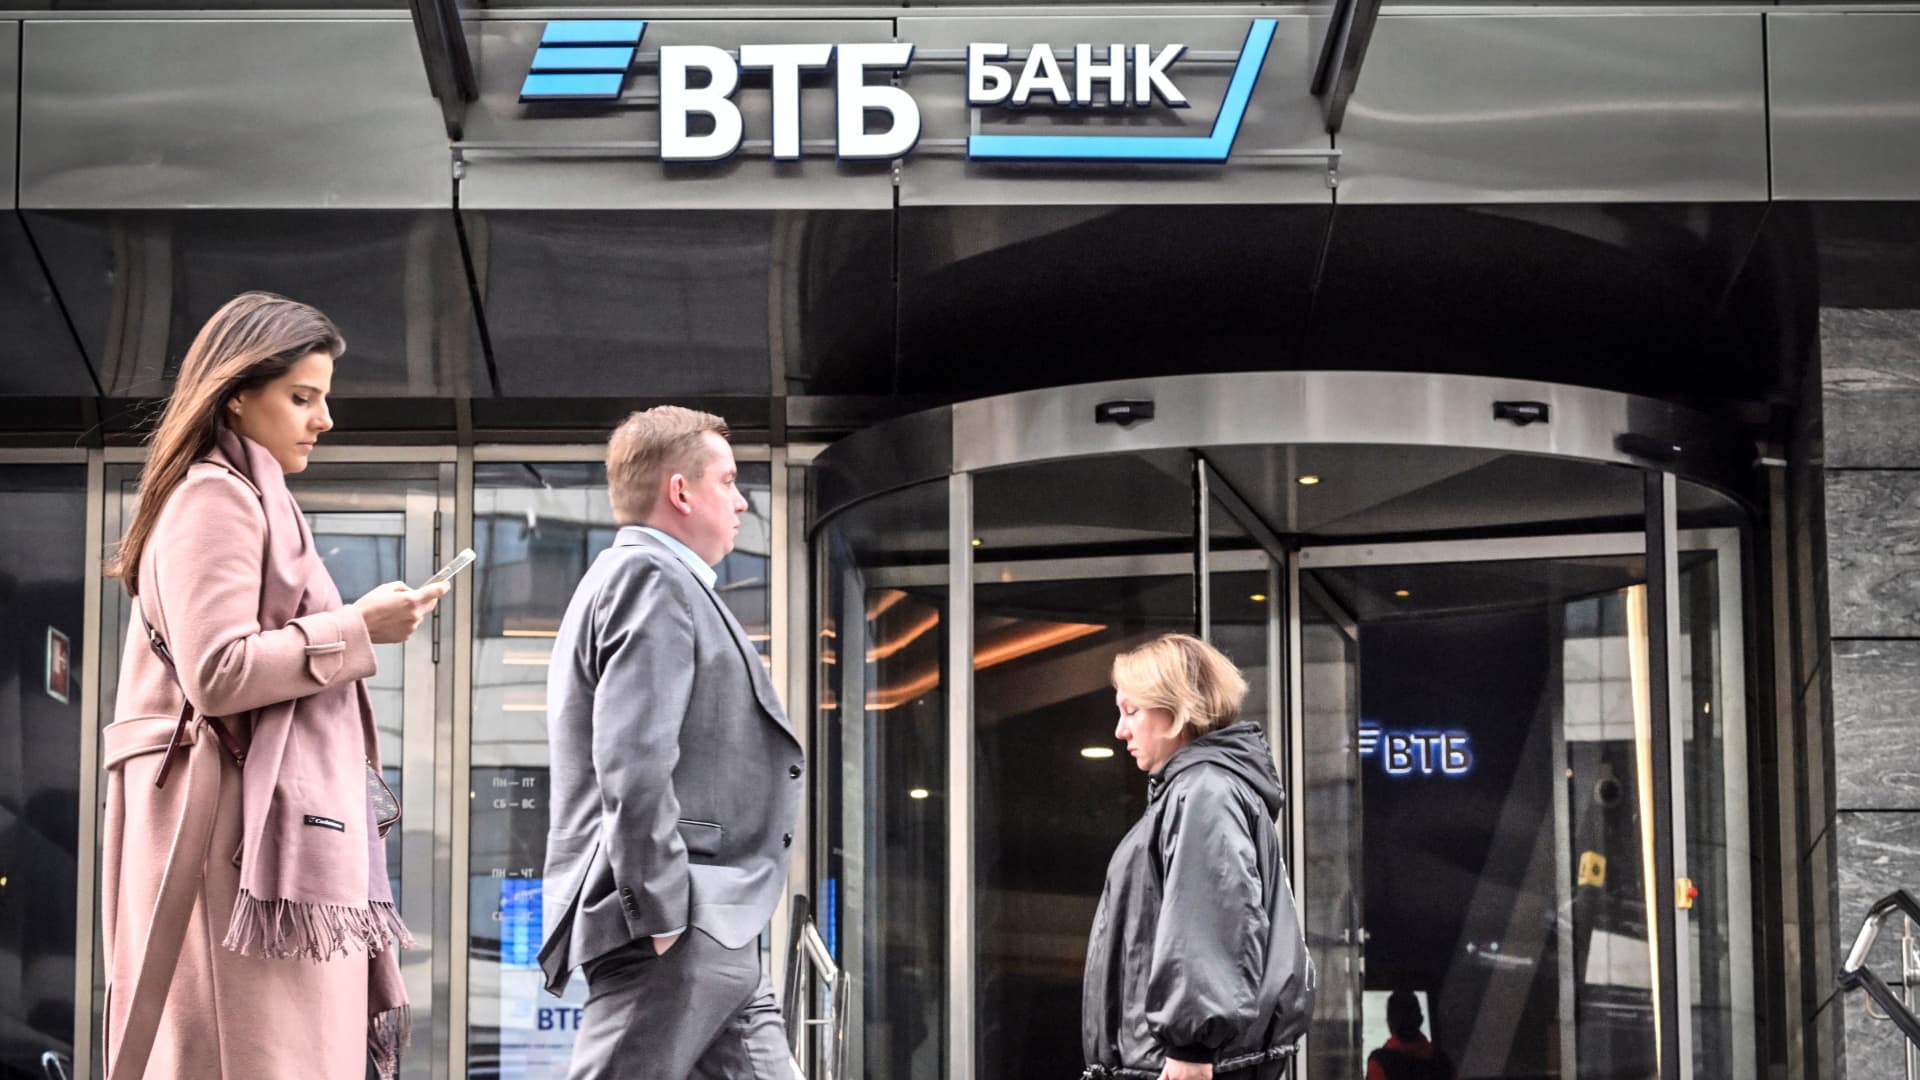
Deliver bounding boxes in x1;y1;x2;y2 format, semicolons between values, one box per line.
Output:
518;19;1278;163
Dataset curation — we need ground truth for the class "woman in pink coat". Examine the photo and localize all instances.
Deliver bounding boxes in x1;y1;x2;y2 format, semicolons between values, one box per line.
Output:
100;292;448;1080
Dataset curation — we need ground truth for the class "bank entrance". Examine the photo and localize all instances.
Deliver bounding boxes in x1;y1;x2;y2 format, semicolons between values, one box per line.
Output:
808;371;1758;1079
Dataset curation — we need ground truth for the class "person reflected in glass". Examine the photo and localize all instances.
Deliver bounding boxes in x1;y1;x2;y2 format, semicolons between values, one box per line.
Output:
100;292;447;1080
1366;990;1456;1080
1082;634;1315;1080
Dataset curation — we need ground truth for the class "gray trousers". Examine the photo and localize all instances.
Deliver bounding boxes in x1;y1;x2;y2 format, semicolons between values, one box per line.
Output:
568;929;790;1080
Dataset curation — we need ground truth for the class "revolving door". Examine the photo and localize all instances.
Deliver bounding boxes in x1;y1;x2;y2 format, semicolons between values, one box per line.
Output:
808;372;1760;1080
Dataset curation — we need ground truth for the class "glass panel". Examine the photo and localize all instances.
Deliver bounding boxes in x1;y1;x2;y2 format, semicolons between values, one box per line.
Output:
1298;582;1361;1080
814;479;950;1080
1305;554;1662;1079
1205;478;1275;744
0;465;87;1076
464;460;774;1078
1677;539;1754;1080
306;511;407;905
971;452;1195;1080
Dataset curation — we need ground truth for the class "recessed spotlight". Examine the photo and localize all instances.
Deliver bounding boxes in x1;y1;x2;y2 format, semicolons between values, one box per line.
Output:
1250;593;1268;603
971;538;983;547
1296;475;1322;486
908;788;930;800
1393;589;1411;598
1080;746;1116;760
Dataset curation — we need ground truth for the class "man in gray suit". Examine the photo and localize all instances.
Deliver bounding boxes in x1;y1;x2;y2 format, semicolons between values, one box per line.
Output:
539;406;804;1079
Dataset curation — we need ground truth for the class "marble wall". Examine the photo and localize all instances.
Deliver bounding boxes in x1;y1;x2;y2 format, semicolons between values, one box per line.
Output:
1817;306;1920;1078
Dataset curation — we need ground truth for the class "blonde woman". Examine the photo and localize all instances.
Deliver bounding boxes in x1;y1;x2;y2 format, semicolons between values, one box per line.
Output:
1082;634;1315;1080
100;293;446;1079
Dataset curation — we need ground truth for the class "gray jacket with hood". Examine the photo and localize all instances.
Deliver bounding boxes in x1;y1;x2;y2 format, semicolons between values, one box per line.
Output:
1081;720;1315;1079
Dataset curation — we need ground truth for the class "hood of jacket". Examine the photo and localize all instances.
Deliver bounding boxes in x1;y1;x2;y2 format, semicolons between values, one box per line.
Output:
1152;720;1284;819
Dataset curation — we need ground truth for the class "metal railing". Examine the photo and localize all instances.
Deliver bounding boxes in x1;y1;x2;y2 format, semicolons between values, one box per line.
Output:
1841;889;1920;1077
783;895;850;1080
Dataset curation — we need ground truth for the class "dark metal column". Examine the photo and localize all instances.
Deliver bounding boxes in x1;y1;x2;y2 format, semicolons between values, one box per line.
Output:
1195;454;1212;641
1645;470;1693;1078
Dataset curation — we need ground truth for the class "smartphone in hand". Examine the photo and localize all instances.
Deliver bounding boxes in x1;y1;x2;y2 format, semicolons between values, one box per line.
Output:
424;547;477;588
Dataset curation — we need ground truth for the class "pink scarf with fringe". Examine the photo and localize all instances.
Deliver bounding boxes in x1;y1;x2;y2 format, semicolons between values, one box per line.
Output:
206;429;412;1076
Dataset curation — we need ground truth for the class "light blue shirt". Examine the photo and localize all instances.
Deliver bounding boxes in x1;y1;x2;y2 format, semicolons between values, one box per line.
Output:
636;526;717;590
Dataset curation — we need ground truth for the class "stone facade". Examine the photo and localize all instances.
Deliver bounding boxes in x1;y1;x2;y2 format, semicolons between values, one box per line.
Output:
1815;307;1920;1078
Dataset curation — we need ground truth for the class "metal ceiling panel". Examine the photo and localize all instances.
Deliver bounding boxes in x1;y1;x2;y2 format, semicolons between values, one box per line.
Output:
898;13;1333;207
1338;14;1768;204
23;210;486;398
2;22;17;209
1770;13;1920;200
459;19;897;211
18;19;448;209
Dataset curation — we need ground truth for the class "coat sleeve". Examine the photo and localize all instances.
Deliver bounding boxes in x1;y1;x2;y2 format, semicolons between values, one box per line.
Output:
1145;777;1271;1064
149;470;377;718
587;559;698;940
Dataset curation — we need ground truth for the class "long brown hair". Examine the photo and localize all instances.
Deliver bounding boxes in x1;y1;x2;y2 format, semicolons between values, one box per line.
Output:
107;292;346;596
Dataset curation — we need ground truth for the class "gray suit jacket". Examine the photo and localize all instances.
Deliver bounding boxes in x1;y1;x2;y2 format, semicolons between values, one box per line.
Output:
539;527;803;994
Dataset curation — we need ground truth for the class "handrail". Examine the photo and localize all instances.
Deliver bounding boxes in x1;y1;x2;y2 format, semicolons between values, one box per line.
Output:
1839;889;1920;1051
783;894;851;1080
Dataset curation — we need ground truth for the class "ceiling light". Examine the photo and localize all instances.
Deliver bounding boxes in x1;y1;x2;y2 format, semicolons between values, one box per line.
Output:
1394;589;1411;598
908;788;930;800
1250;593;1268;603
1081;746;1116;760
972;538;983;547
1296;475;1322;486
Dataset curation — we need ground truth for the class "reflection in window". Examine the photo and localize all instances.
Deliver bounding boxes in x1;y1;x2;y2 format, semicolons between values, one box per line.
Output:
815;481;949;1080
466;461;771;1079
1338;566;1665;1079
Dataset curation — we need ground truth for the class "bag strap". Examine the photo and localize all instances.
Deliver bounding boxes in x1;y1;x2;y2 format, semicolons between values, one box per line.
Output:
137;611;246;787
108;715;223;1079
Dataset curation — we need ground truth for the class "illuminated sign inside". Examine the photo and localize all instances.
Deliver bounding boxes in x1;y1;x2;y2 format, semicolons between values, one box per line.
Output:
518;19;1277;164
1359;723;1474;778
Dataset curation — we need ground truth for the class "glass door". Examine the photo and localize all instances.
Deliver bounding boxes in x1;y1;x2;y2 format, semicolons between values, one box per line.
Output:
460;458;777;1080
1293;577;1362;1080
1290;532;1754;1080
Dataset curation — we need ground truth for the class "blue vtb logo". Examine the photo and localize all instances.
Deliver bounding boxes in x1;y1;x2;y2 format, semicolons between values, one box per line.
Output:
1359;723;1475;778
517;18;1277;164
520;20;646;101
